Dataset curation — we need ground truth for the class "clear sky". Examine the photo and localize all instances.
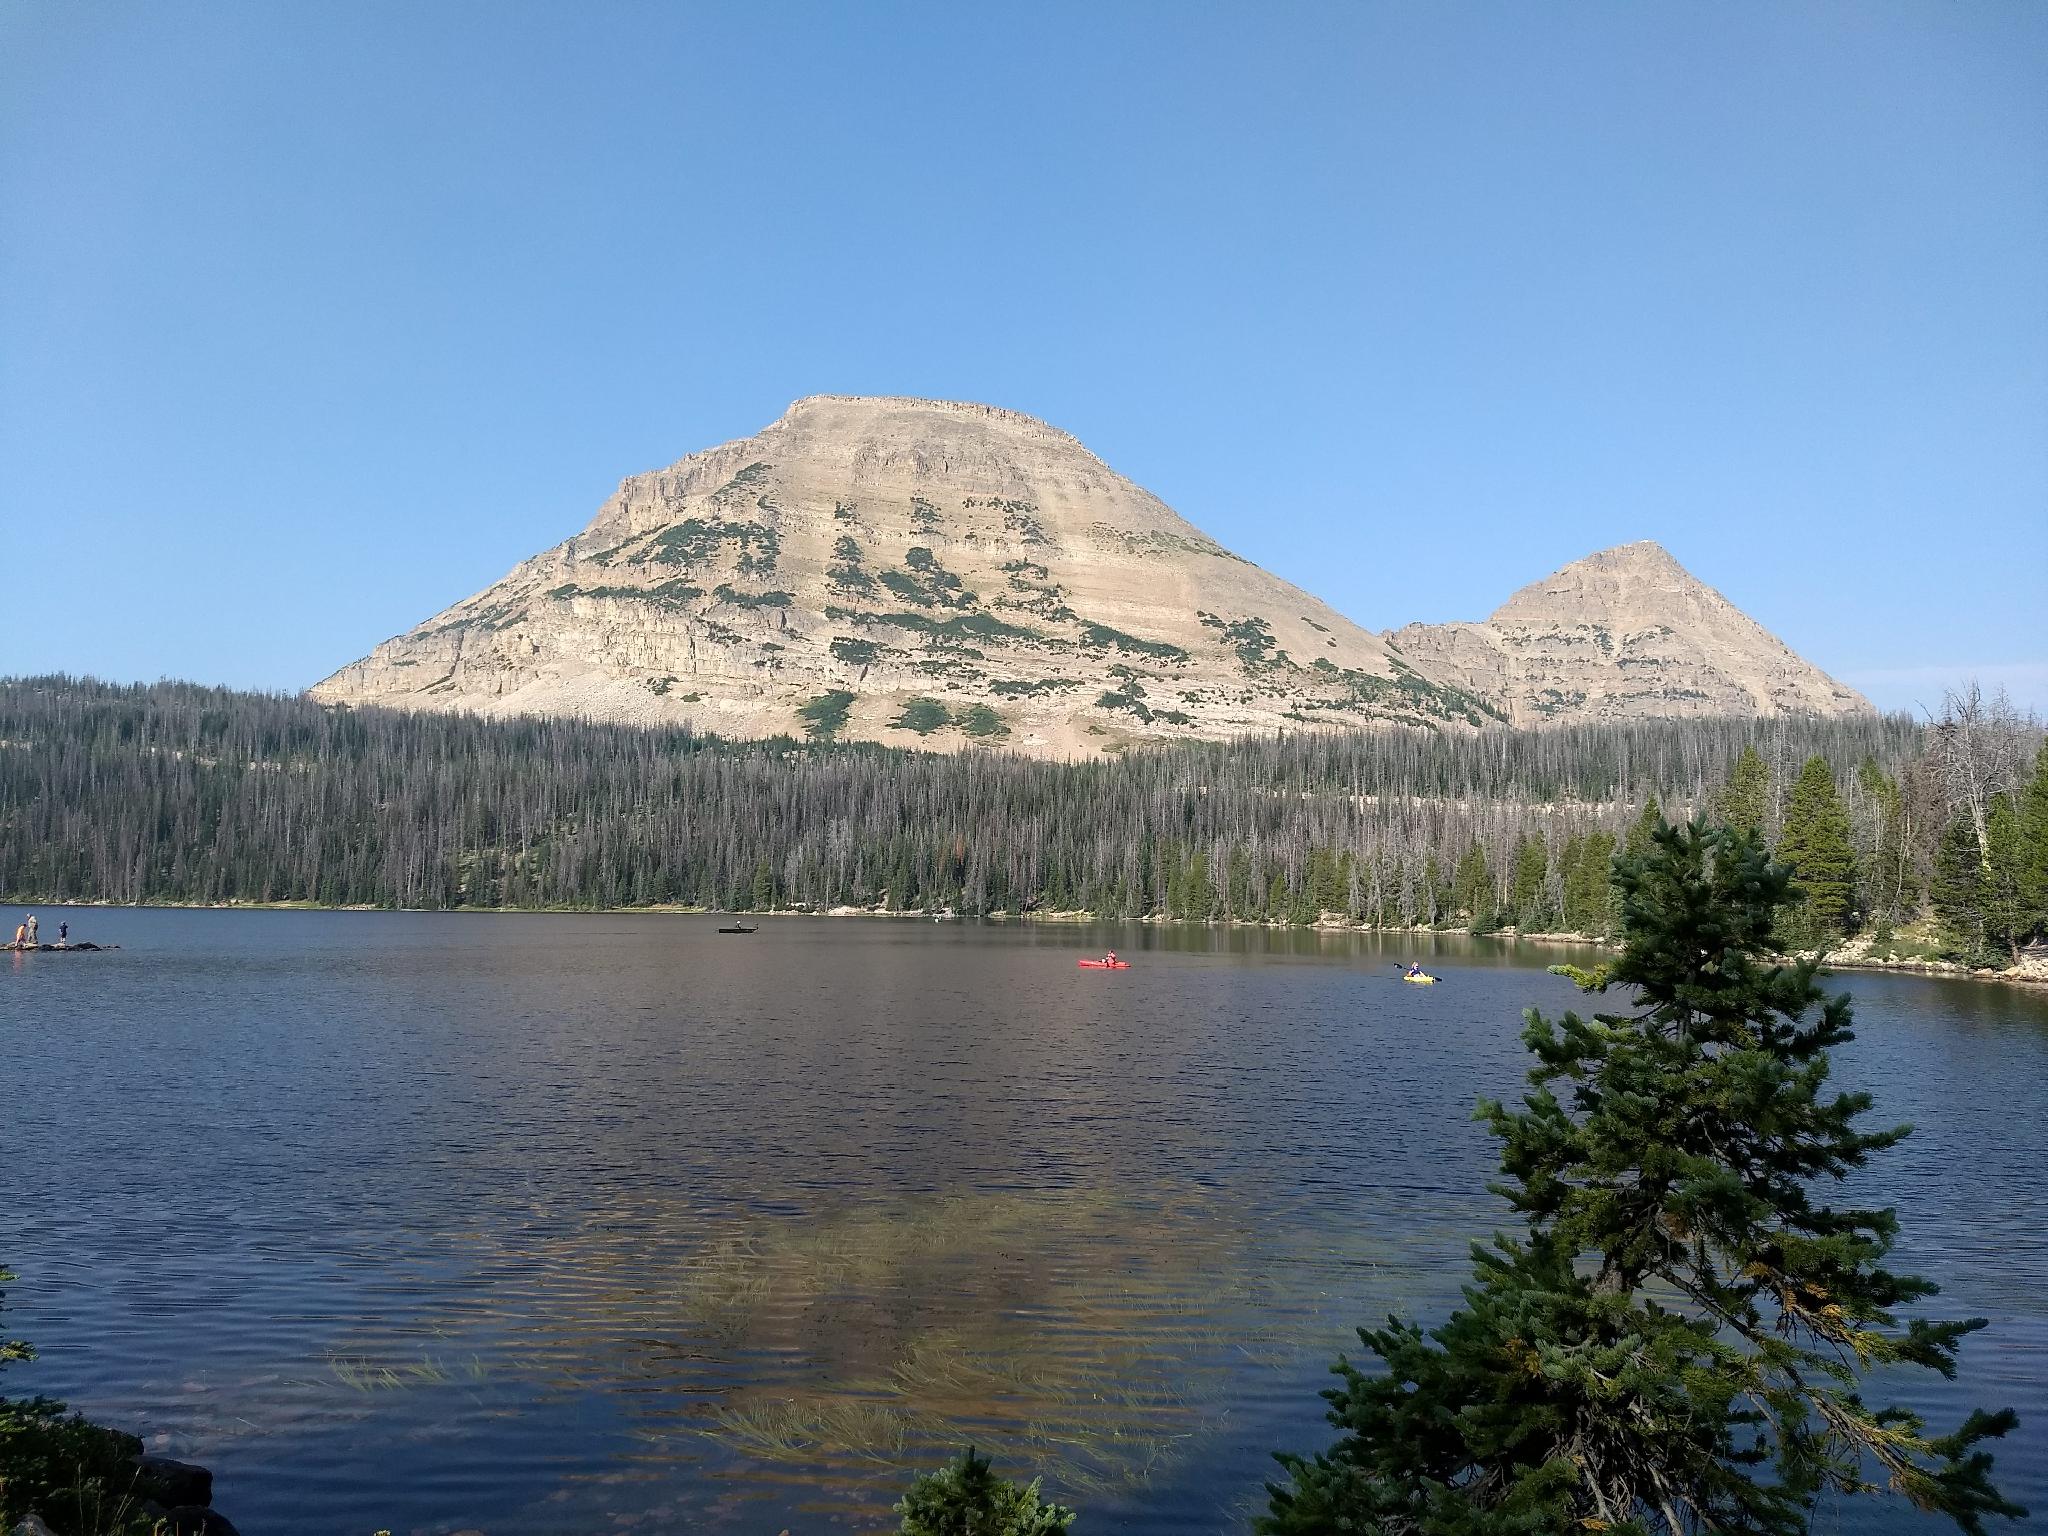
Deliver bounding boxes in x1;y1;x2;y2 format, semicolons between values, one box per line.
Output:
3;2;2043;714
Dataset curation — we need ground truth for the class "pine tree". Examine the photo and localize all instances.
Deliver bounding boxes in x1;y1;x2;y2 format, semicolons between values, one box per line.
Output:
1931;814;1988;960
1719;743;1773;843
1261;819;2020;1536
1776;756;1857;947
1558;833;1587;926
1183;849;1214;920
1623;796;1663;859
1226;845;1253;921
1452;840;1493;928
1611;798;1663;933
896;1447;1075;1536
1562;831;1617;936
1509;834;1550;931
1981;794;2030;966
2020;743;2048;943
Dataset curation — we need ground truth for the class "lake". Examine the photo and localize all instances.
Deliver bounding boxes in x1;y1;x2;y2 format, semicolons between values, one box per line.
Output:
4;910;2044;1534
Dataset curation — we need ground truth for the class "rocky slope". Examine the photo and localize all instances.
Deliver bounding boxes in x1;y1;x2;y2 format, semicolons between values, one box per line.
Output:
311;396;1497;753
1389;542;1869;725
311;397;1868;751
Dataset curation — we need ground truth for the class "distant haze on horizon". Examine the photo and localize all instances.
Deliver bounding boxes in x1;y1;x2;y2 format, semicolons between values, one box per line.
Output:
2;3;2042;712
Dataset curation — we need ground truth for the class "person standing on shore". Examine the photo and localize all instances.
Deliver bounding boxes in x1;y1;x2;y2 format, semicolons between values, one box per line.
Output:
58;921;68;945
25;914;38;945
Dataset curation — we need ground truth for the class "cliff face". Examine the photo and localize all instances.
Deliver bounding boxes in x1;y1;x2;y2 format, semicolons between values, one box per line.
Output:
1387;541;1869;725
311;400;1868;752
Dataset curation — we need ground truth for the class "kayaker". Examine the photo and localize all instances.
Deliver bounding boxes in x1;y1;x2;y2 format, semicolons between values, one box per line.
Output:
1406;961;1423;978
1105;949;1119;966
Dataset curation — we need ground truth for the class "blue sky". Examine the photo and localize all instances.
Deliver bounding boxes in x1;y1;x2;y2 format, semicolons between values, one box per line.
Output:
3;2;2043;714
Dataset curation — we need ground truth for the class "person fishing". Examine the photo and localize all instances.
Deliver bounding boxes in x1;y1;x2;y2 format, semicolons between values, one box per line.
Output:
25;914;37;945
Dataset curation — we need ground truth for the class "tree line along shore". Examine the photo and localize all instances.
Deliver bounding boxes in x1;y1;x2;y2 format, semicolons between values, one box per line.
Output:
2;675;2044;974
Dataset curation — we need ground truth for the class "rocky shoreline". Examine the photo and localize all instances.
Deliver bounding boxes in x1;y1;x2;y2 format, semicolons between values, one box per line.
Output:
7;1428;236;1536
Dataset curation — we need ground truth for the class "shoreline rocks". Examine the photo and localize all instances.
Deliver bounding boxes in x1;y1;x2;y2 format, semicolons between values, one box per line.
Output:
5;1431;237;1536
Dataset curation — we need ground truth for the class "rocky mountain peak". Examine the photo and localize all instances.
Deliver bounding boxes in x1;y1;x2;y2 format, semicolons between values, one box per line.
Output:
774;394;1079;442
1394;542;1870;725
1492;540;1702;623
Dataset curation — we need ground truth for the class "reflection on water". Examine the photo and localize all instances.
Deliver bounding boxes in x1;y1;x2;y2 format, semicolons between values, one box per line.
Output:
3;910;2044;1534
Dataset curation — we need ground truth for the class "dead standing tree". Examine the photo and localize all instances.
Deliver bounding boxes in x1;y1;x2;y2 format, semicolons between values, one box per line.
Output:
1927;682;2035;863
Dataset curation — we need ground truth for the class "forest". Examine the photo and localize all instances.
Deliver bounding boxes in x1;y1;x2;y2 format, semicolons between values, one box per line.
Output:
2;675;2042;963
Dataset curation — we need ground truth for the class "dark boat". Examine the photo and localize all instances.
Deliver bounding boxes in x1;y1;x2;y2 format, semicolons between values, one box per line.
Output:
718;923;757;934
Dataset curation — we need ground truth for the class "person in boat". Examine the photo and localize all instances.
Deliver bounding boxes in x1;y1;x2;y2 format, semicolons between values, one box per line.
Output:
1104;949;1119;966
1406;961;1424;978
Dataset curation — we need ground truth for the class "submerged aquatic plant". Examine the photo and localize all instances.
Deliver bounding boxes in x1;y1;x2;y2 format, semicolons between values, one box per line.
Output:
669;1190;1327;1499
709;1397;918;1465
323;1351;483;1393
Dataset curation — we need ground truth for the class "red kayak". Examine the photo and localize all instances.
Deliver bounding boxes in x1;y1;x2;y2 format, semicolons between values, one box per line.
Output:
1077;958;1130;969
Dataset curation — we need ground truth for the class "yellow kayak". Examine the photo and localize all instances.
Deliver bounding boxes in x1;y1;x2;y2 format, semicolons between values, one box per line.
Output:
1403;972;1437;985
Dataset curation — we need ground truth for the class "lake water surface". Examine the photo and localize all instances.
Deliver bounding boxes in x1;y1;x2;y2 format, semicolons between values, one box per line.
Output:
4;911;2044;1534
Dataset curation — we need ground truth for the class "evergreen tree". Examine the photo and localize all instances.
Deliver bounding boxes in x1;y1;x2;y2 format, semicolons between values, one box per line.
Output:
1509;834;1550;931
1623;795;1663;859
1719;743;1773;842
1183;849;1214;921
1981;794;2030;965
2020;743;2048;942
1612;797;1663;932
1557;833;1586;924
896;1447;1075;1536
1452;840;1493;928
1262;819;2020;1536
1930;815;1988;960
1562;831;1617;936
1776;756;1857;947
1226;845;1254;921
1291;872;1319;927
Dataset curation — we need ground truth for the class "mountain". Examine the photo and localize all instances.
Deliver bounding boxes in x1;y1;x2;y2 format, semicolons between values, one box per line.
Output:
1388;542;1869;726
310;397;1868;751
311;395;1496;753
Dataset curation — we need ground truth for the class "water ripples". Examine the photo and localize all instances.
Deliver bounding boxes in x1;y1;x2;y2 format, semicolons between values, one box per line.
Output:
3;910;2043;1533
